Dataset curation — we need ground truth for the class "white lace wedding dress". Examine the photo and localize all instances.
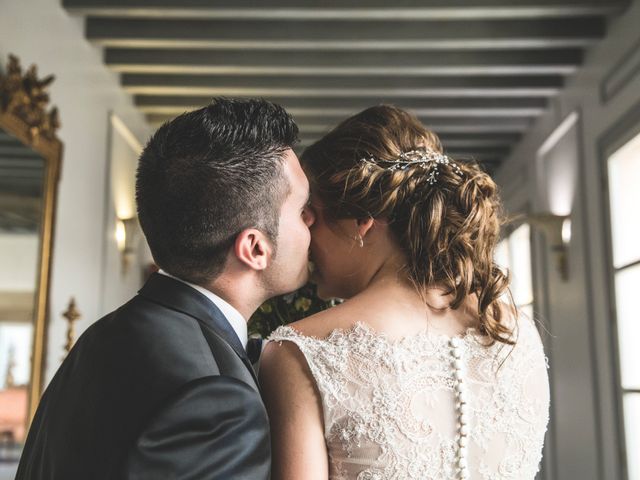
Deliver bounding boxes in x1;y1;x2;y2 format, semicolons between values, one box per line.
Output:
269;315;549;480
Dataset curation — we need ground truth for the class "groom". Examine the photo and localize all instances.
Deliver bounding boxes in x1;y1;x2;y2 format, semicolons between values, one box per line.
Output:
16;98;315;479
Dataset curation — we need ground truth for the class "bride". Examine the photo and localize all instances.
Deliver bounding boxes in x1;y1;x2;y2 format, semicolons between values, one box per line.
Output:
259;105;549;480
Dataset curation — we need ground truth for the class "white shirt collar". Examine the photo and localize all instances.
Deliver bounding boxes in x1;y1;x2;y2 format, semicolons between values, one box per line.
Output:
157;270;248;350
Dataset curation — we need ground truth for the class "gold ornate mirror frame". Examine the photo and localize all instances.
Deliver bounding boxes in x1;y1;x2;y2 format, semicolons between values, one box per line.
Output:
0;54;63;422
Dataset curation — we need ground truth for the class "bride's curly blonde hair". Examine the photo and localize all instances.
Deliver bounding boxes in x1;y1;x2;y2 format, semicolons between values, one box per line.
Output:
301;105;515;345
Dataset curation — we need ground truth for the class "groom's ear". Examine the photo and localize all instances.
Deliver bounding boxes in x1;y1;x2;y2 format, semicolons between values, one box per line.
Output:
234;228;272;271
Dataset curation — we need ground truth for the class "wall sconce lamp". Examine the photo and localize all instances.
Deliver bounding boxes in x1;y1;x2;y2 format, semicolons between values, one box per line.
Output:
115;217;139;273
528;213;571;281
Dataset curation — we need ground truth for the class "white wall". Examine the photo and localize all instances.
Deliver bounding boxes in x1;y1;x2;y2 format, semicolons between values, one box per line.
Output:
99;114;147;314
494;1;640;478
0;0;152;390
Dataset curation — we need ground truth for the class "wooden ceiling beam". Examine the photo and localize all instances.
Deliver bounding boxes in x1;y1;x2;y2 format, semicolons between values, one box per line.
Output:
105;48;582;76
86;17;605;50
123;73;563;97
65;0;627;20
135;95;548;118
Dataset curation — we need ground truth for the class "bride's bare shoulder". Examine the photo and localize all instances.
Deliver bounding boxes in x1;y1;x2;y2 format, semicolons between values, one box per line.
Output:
283;298;362;339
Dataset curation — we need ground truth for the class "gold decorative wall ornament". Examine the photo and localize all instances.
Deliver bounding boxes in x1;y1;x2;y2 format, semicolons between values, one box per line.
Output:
0;54;60;144
62;297;81;356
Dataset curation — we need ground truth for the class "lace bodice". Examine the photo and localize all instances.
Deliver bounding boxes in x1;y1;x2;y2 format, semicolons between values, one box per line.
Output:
268;317;549;480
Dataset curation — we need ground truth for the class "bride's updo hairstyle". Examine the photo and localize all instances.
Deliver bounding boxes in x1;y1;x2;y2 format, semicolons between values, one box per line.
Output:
301;105;515;345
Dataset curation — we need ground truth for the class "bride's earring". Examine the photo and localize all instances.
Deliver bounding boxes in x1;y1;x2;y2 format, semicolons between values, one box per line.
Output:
355;235;364;248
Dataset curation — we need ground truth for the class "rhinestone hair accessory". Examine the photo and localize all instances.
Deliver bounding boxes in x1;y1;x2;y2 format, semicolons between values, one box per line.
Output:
360;149;463;185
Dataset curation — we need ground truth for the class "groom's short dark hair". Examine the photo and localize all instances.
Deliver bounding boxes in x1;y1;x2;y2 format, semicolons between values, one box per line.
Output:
136;97;299;284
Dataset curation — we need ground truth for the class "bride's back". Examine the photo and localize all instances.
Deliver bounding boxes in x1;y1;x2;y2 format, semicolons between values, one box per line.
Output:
270;302;549;480
261;105;549;479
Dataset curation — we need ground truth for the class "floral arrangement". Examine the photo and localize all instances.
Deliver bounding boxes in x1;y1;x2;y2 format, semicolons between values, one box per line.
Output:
248;283;336;338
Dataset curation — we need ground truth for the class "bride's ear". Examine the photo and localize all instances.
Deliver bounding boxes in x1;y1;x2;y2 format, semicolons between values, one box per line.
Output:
357;217;375;239
234;228;272;271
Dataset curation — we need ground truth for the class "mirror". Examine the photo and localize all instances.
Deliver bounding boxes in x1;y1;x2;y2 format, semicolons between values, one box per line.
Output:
0;129;45;455
0;55;62;461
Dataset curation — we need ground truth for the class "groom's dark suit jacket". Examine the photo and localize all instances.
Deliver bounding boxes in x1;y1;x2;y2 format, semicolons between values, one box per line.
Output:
15;273;270;480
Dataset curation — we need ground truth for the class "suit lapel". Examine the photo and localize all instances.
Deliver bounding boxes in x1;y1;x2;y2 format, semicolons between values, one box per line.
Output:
138;273;259;386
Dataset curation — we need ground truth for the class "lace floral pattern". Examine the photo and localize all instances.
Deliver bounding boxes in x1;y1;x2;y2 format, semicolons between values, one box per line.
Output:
269;317;549;480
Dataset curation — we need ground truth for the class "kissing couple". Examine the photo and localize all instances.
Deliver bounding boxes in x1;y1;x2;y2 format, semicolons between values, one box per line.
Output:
16;98;549;479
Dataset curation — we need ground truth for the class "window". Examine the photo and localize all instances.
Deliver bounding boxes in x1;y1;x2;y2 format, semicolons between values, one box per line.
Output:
495;223;534;320
607;130;640;480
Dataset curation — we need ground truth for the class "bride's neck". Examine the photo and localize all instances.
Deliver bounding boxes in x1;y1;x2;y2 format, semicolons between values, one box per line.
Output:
363;253;416;294
362;255;475;314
